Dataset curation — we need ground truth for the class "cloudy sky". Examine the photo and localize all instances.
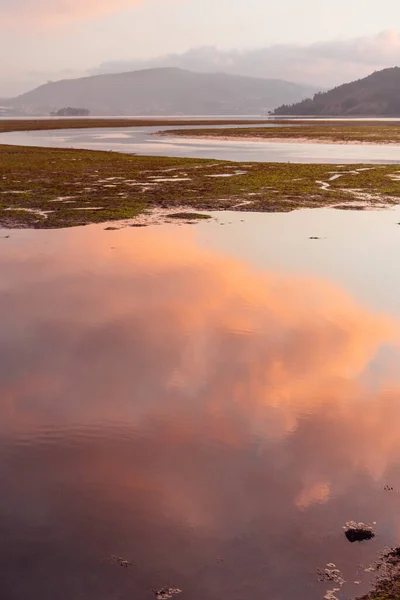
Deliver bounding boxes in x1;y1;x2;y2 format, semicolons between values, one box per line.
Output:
2;0;400;95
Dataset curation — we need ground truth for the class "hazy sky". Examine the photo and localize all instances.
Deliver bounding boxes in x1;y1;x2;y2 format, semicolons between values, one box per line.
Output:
2;0;400;95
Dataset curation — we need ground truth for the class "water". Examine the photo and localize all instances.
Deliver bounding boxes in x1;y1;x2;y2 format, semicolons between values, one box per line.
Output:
1;124;400;163
1;208;400;599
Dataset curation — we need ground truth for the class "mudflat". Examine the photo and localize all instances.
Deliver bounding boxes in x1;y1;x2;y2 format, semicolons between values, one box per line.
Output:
1;144;400;228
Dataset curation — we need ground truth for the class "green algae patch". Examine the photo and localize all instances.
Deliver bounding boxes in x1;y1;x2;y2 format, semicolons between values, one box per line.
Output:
166;212;211;220
1;145;400;228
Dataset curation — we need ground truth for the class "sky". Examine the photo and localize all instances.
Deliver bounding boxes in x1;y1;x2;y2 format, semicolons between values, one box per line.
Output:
1;0;400;95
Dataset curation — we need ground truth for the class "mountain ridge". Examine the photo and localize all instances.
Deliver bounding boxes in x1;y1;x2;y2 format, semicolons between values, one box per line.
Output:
5;67;318;116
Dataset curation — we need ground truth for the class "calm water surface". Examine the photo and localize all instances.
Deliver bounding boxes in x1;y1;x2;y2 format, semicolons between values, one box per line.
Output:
1;209;400;599
1;124;400;163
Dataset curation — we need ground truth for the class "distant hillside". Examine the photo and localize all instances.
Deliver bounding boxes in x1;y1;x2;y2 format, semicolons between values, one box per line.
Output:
6;68;317;116
274;67;400;116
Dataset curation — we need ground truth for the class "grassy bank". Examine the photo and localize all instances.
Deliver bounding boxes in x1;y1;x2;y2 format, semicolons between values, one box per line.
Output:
1;145;400;228
164;124;400;144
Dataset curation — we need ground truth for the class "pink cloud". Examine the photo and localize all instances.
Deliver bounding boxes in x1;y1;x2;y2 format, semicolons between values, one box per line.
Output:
0;0;166;23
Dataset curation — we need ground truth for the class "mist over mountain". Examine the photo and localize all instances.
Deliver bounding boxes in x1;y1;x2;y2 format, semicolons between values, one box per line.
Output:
5;67;318;116
3;31;400;98
89;32;400;89
274;67;400;115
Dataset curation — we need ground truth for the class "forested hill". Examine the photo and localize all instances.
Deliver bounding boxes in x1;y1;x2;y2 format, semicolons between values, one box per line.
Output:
274;67;400;116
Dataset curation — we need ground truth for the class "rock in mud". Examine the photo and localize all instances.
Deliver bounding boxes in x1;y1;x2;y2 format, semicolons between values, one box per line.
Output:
344;521;375;543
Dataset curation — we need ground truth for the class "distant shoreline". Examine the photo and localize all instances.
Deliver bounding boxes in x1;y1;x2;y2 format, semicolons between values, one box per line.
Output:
0;118;271;135
2;118;400;136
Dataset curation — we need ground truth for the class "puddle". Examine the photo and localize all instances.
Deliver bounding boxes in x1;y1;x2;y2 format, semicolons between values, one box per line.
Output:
50;196;76;202
149;177;192;182
5;207;52;218
316;180;331;191
205;172;247;178
1;208;400;599
73;207;105;211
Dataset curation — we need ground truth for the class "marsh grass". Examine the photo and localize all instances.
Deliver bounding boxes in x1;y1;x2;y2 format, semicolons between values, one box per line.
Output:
1;145;400;228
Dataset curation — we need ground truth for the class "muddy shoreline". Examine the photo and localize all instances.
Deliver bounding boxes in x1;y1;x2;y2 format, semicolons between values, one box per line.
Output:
162;133;400;146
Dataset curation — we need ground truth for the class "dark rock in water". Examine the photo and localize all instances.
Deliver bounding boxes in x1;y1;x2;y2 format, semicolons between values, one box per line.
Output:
344;521;375;543
104;226;120;230
118;559;131;568
103;555;133;568
346;528;374;542
152;587;182;599
129;223;148;227
309;236;320;239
